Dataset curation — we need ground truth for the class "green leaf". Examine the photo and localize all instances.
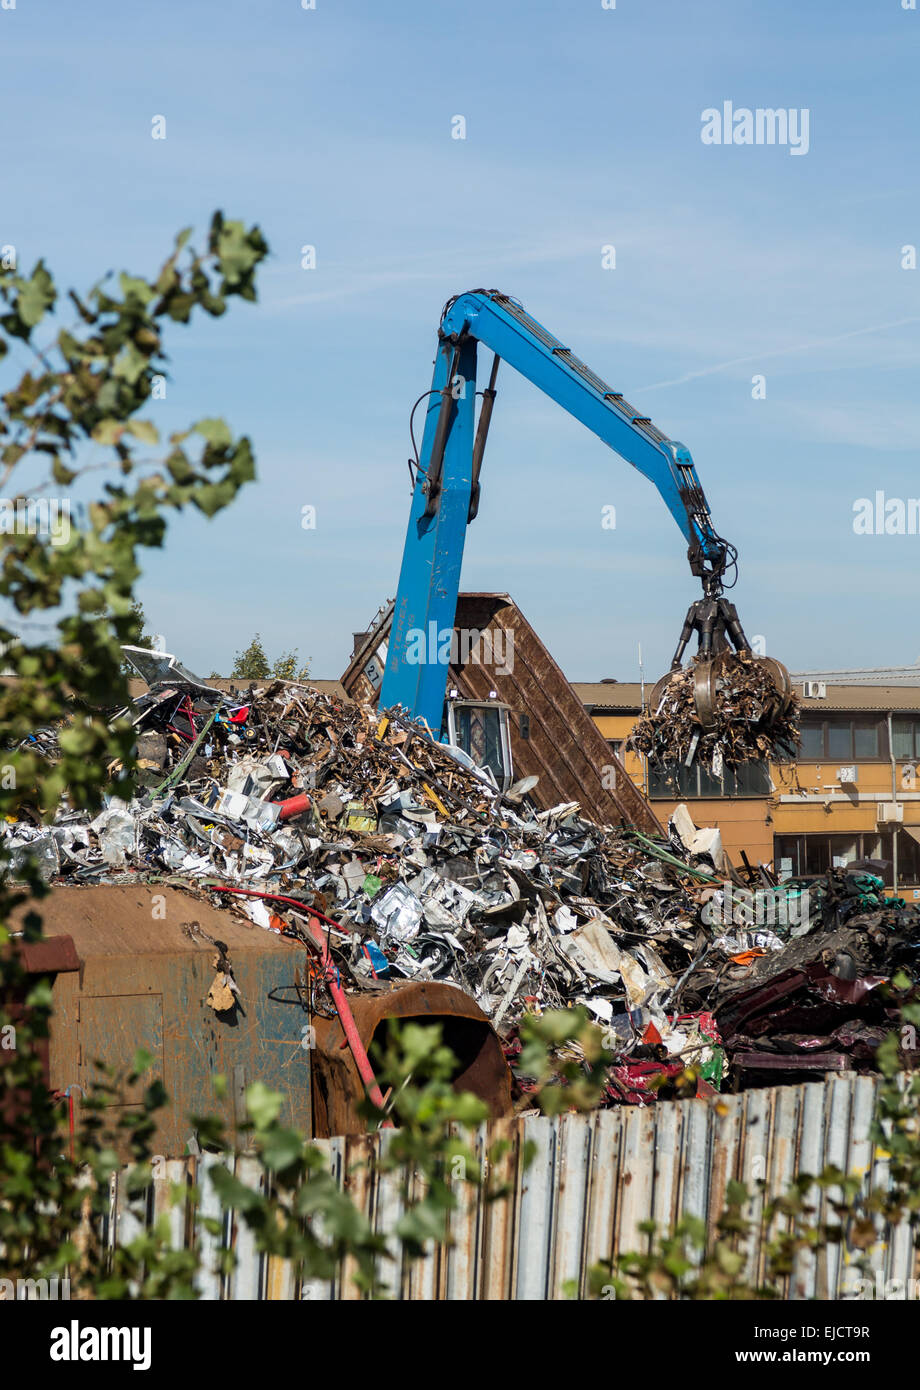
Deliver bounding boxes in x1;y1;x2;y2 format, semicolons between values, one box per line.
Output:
125;420;159;445
195;418;232;449
118;273;154;305
395;1200;450;1248
92;420;125;446
18;262;56;328
165;292;194;323
208;1165;263;1212
246;1082;284;1130
877;1032;901;1077
260;1128;304;1172
51;457;77;486
113;342;148;385
193;480;237;517
215;220;261;287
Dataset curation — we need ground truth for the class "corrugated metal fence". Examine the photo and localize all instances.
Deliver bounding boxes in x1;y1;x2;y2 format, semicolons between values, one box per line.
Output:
107;1074;917;1299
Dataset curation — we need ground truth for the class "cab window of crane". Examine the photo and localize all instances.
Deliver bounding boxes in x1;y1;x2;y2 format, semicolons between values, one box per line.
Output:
456;706;506;785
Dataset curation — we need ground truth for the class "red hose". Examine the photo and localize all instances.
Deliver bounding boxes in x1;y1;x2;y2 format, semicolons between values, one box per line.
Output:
207;884;390;1122
299;913;390;1114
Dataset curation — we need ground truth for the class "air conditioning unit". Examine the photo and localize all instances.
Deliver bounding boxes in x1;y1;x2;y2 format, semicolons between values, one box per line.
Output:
803;681;826;698
878;801;904;823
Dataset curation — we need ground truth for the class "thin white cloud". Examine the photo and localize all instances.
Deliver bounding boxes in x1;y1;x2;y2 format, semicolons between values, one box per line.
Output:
635;317;920;392
268;237;600;311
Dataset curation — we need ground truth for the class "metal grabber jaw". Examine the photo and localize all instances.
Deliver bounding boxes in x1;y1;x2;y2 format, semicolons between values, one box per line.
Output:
649;587;794;734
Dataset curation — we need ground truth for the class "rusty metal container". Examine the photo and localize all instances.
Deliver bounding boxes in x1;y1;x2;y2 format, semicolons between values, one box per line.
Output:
311;980;512;1138
12;885;312;1156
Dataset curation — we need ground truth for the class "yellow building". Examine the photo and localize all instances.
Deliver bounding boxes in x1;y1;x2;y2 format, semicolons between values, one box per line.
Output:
573;675;920;898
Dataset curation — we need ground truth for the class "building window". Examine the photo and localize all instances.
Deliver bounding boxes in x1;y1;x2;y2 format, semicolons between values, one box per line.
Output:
891;717;920;760
648;760;771;799
607;739;625;761
899;834;920;884
799;723;825;759
796;716;884;762
773;830;920;887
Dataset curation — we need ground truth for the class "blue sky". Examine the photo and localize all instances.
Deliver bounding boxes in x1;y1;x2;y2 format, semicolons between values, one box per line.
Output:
2;0;918;681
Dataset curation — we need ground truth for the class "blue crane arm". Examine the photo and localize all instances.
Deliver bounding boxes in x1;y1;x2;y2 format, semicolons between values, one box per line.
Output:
380;289;735;732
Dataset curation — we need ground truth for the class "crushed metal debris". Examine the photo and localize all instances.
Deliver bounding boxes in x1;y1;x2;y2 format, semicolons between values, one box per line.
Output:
629;650;801;776
2;652;913;1108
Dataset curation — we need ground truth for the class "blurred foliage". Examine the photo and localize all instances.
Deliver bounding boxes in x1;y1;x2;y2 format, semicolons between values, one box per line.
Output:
0;214;266;821
0;221;501;1299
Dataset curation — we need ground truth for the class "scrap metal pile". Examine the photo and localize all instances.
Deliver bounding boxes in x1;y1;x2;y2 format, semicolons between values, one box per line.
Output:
629;651;801;775
708;869;920;1085
3;657;914;1107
